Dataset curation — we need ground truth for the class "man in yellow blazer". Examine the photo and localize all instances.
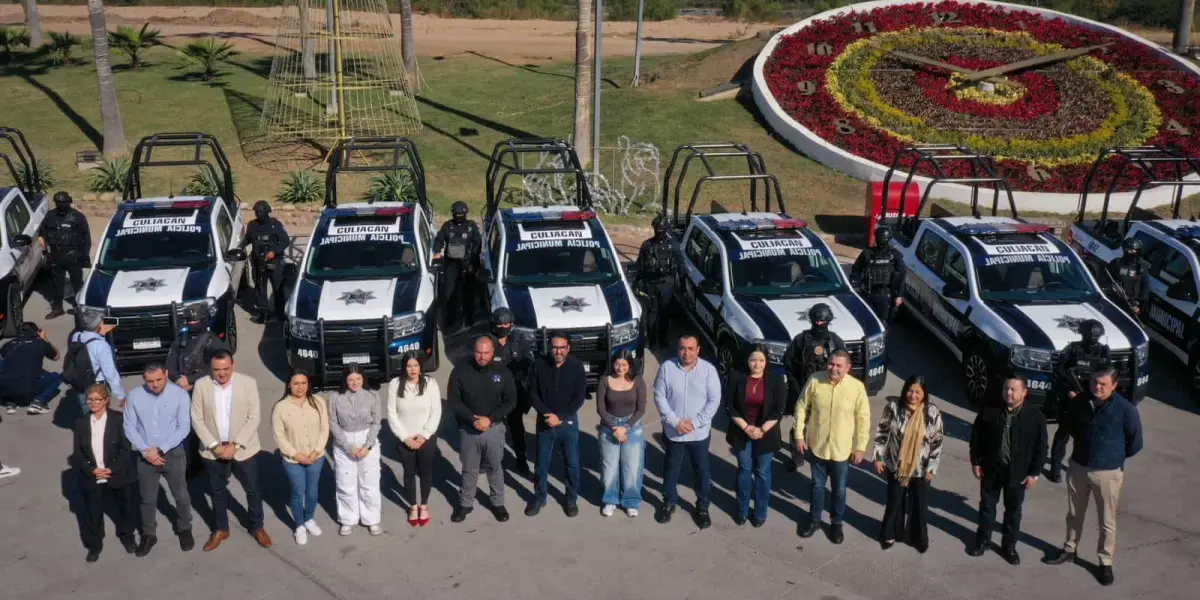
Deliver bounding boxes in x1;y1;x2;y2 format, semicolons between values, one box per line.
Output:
191;348;272;551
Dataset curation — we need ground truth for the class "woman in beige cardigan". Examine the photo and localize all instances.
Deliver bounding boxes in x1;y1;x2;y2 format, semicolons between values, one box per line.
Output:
272;370;330;546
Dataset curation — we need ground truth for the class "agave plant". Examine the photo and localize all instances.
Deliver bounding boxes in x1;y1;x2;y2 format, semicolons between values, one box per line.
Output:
181;38;236;81
181;167;234;197
47;31;79;66
17;160;54;194
0;27;31;60
87;156;131;194
363;171;418;203
108;23;161;69
277;170;324;204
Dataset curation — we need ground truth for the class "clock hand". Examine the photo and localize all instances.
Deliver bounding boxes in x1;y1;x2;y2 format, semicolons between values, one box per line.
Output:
961;42;1114;83
886;50;1023;88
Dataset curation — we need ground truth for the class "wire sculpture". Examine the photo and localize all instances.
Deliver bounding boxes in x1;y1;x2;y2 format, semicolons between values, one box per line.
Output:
517;136;661;215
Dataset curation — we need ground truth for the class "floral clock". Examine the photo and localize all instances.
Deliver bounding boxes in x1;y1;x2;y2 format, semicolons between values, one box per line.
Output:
753;0;1200;202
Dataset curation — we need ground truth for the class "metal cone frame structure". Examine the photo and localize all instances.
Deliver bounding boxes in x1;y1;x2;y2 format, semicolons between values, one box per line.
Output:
259;0;421;144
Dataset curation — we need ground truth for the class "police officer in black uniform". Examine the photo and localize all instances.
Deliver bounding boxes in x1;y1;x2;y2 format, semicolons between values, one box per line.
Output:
851;226;905;325
634;214;677;348
166;303;229;481
1106;237;1147;320
433;201;482;332
489;307;535;476
1047;319;1109;483
239;201;290;324
37;192;92;319
781;303;847;472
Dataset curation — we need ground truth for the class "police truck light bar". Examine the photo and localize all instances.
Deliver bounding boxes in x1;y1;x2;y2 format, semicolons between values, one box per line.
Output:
120;199;210;211
717;216;809;232
955;222;1050;236
328;205;413;217
506;209;595;222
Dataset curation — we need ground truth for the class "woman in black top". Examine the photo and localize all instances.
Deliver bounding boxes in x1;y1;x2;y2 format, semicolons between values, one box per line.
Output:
725;346;787;527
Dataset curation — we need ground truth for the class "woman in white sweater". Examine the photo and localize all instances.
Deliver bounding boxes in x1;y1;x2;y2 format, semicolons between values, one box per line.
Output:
387;351;442;527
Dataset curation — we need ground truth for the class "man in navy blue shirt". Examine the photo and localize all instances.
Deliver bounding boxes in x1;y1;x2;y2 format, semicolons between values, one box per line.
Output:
1042;363;1142;586
525;332;587;518
0;322;61;414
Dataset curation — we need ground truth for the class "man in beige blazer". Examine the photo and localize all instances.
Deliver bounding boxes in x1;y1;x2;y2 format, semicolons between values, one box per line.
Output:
191;348;272;550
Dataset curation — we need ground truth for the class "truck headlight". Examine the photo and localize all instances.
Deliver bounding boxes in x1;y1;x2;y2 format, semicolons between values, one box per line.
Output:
288;317;318;341
390;311;426;338
753;339;788;364
611;319;639;346
1010;345;1054;372
1135;342;1149;365
866;333;885;359
181;297;218;319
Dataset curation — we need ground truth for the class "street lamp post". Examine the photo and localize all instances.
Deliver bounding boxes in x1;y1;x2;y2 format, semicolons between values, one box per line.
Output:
632;0;645;87
592;0;603;176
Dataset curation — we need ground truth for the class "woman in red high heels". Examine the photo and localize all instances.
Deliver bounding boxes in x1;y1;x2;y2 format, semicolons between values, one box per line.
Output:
386;351;442;527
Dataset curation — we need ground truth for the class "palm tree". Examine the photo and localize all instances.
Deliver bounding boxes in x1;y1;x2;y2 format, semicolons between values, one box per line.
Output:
182;38;236;81
47;31;79;66
108;23;161;69
574;0;594;168
0;27;31;61
88;0;126;156
22;0;42;49
299;0;316;80
400;0;416;88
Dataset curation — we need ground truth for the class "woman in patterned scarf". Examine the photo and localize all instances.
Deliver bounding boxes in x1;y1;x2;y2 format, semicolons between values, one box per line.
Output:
872;375;944;553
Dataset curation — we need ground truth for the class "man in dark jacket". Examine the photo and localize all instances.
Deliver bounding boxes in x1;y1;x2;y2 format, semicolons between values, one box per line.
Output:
969;373;1048;566
0;322;62;414
850;226;905;324
525;332;587;518
166;304;229;393
240;201;290;323
447;335;518;524
37;191;92;319
1043;364;1142;586
490;307;534;475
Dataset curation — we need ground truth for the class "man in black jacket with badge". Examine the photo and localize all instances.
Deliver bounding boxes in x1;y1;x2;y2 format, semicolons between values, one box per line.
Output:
38;192;92;319
850;226;905;325
490;307;534;475
434;201;482;332
1105;237;1147;320
633;214;676;347
781;303;846;472
240;201;290;324
166;304;229;394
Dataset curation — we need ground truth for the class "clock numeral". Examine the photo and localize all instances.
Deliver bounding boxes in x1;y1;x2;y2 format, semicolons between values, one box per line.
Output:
1166;119;1192;136
852;21;877;34
797;80;817;95
1157;79;1185;94
1026;165;1053;182
807;42;834;56
932;11;961;24
833;118;856;134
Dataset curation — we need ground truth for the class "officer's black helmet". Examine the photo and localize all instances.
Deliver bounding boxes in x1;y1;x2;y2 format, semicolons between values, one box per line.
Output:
1081;319;1105;342
451;201;468;218
875;226;893;247
183;304;207;324
1121;237;1143;256
53;191;72;205
808;303;834;324
490;306;514;326
253;200;271;216
652;214;670;234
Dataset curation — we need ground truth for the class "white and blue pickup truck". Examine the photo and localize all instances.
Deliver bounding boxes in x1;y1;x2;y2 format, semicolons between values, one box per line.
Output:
0;127;49;337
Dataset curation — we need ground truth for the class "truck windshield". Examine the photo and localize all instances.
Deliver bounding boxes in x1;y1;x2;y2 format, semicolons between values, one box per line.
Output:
730;249;846;297
505;239;620;286
974;252;1098;303
97;210;214;270
306;236;419;279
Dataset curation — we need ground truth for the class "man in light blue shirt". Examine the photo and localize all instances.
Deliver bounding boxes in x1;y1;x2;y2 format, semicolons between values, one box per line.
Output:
68;312;125;409
653;334;721;529
123;362;194;556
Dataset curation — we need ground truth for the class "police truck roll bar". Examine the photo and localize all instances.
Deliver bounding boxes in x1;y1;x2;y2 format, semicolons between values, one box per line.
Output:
124;132;235;212
484;138;592;222
660;142;784;226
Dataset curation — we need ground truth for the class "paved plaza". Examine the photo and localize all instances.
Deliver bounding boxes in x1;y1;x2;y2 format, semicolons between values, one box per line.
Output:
1;275;1197;600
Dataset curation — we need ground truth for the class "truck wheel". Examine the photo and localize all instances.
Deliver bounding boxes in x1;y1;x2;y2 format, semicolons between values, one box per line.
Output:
2;282;23;337
963;344;992;410
224;299;238;354
424;329;441;373
1189;347;1200;405
717;338;738;382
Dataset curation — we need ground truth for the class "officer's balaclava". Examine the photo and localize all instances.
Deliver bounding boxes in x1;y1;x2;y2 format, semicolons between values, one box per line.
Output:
1080;320;1104;347
53;191;72;216
492;320;511;339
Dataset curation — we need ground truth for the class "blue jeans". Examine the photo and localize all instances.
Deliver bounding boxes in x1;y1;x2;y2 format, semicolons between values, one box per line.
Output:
735;444;773;522
533;417;580;506
663;436;711;511
283;456;325;527
599;417;645;510
808;453;850;525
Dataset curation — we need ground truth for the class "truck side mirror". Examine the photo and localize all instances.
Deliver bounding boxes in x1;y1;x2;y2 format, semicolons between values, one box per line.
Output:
225;248;247;262
11;234;32;248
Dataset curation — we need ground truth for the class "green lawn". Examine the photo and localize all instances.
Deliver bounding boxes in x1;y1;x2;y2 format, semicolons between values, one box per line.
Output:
0;44;867;229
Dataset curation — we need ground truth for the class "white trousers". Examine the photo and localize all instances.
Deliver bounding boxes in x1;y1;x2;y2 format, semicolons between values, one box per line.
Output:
333;429;382;527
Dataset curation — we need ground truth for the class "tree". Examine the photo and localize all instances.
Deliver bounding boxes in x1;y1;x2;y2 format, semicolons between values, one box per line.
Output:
108;23;161;69
300;0;316;80
574;0;594;169
87;0;126;155
22;0;42;49
401;0;416;88
182;38;237;81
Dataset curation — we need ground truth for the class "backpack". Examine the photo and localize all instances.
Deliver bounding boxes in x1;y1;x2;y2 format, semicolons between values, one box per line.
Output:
62;334;104;390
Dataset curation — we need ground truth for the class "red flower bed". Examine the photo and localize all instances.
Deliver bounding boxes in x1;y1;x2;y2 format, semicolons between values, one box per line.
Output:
762;0;1200;194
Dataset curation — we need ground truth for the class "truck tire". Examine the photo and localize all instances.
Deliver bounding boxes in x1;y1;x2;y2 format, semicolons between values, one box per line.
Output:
963;343;993;410
223;297;238;354
2;281;23;337
717;336;739;383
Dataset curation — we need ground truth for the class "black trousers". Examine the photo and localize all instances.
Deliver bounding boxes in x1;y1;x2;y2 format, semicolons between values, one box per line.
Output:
507;391;530;463
866;289;897;325
80;481;137;551
977;465;1027;547
879;470;929;550
397;435;437;505
50;263;84;309
643;280;674;347
204;455;264;532
441;261;475;328
252;257;287;318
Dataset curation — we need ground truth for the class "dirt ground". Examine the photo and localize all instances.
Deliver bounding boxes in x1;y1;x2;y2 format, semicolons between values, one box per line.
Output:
0;6;777;60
